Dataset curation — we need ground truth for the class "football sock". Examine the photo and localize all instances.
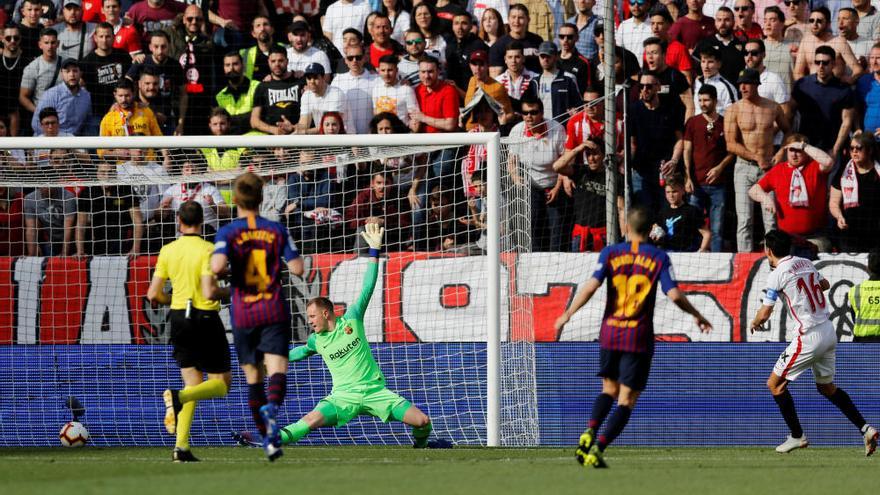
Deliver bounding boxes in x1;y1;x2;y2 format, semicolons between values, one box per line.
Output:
827;388;866;430
280;419;311;446
588;393;614;431
267;373;287;407
178;379;227;403
175;400;196;450
772;390;804;438
248;383;268;436
597;405;632;451
412;422;433;448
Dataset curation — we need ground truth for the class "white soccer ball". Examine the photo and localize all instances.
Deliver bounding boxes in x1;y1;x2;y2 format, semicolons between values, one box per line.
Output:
59;421;89;447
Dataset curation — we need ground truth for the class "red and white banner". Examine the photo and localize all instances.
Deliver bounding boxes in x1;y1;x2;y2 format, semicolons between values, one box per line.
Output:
0;253;868;344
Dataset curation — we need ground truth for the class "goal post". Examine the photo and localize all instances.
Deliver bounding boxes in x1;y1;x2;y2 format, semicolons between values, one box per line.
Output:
0;132;525;447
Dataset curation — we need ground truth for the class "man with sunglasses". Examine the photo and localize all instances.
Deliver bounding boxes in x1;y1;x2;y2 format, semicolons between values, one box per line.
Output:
732;0;762;40
557;23;595;98
251;45;303;135
793;7;861;83
782;0;809;44
616;0;653;66
399;29;427;87
0;26;25;137
743;39;789;116
331;44;378;135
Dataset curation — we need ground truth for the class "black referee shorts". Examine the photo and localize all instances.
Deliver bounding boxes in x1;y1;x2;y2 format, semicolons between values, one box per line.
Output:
598;348;653;391
169;309;232;373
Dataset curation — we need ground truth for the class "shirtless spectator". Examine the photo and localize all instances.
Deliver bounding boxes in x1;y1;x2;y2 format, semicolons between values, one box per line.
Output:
793;7;862;83
724;68;789;252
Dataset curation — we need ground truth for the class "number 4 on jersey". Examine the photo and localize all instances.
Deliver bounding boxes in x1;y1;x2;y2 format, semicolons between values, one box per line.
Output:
245;249;271;293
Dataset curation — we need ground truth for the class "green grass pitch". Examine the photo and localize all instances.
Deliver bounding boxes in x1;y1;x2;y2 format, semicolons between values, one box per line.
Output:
2;446;878;495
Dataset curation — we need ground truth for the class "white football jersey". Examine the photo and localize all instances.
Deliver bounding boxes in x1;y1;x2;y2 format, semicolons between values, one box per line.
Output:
762;256;830;332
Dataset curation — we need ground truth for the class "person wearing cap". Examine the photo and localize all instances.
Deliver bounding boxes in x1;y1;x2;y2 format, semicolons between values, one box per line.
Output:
725;67;789;252
31;59;91;136
463;49;513;129
52;0;96;61
693;43;739;116
298;61;353;134
615;0;653;66
536;40;581;125
286;20;331;80
251;45;304;135
694;7;745;84
445;12;489;97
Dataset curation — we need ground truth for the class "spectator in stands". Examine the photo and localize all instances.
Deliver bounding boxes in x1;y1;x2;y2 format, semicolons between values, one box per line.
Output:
382;0;411;45
762;6;794;93
209;0;267;51
669;0;716;52
793;7;862;83
243;150;288;222
557;23;596;96
749;134;833;252
566;85;624;162
536;42;581;124
591;24;642;88
725;68;787;252
202;107;245;173
0;183;25;257
332;28;365;74
369;112;416;203
628;70;685;212
76;162;142;256
17;0;45;61
240;16;282;82
215;51;260;135
411;2;447;68
434;0;467;35
103;0;143;63
159;160;230;239
124;0;185;47
650;175;710;251
694;44;738;115
19;28;62;121
0;118;26;169
399;29;426;86
31;108;84;169
733;0;762;40
0;25;26;137
31;59;91;136
286;20;331;79
839;8;872;66
791;45;857;159
857;44;880;137
445;12;489;97
24;185;76;256
127;32;186;135
507;96;569;252
830;132;880;252
616;0;653;66
852;0;880;41
323;0;371;56
643;37;694;120
650;8;693;82
496;41;539;115
694;7;744;84
489;3;543;77
372;55;420;129
479;8;507;48
118;146;168;228
519;0;562;47
568;0;601;60
332;43;378;135
684;84;733;252
54;0;95;61
346;171;409;252
365;12;404;70
463;50;513;127
81;21;131;136
298;62;352;134
285;149;339;254
744;39;790;115
415;185;476;252
783;0;809;44
411;55;460;151
100;79;161;161
251;46;303;135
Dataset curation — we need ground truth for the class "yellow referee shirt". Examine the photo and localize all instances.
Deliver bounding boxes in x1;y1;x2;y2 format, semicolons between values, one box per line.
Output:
154;235;220;311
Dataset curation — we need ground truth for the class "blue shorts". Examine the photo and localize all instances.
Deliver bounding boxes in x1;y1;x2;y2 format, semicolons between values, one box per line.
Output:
232;322;292;365
598;348;653;391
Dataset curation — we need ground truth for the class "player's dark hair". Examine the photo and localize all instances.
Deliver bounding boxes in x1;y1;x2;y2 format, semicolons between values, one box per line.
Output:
177;200;204;227
627;206;654;237
233;172;264;210
763;230;792;258
308;297;335;314
868;250;880;279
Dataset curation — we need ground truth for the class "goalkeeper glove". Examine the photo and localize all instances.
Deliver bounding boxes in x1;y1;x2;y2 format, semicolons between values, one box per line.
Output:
360;222;384;250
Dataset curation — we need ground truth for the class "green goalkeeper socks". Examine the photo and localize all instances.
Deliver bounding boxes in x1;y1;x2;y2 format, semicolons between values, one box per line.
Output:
412;422;432;448
178;379;227;403
280;419;311;445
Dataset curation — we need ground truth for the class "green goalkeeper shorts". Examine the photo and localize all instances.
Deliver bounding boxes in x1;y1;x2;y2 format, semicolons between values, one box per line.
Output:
315;388;409;427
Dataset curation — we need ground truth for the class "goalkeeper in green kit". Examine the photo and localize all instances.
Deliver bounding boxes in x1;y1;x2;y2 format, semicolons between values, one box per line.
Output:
236;220;450;448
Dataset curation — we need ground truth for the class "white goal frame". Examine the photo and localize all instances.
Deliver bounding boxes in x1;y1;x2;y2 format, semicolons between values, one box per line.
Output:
0;132;505;447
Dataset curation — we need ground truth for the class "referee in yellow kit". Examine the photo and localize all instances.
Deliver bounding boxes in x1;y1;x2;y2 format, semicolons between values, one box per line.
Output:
849;251;880;343
147;201;233;462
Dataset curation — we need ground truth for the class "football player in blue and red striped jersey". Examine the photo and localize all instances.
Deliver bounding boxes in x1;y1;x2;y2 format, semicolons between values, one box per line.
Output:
555;206;712;468
211;172;304;461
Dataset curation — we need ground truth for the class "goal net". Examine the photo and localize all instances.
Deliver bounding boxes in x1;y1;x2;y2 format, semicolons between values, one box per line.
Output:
0;133;541;448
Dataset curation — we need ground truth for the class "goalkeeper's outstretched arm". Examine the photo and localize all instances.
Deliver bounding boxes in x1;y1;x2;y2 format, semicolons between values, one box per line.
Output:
345;221;384;321
290;334;318;362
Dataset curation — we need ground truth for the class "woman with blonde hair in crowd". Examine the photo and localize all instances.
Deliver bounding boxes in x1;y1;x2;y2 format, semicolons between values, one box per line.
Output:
479;8;507;47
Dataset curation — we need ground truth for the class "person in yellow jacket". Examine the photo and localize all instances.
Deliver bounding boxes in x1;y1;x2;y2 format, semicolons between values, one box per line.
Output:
201;108;250;204
99;80;163;163
849;250;880;342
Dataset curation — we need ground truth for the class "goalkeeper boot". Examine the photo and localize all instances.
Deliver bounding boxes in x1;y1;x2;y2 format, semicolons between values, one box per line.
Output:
583;444;608;469
162;389;182;435
232;430;262;448
775;434;809;453
172;448;200;463
259;404;283;462
426;439;453;449
863;425;878;457
574;428;595;465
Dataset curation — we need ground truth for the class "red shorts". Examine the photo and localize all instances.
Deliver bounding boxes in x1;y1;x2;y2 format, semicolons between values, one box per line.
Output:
571;224;606;252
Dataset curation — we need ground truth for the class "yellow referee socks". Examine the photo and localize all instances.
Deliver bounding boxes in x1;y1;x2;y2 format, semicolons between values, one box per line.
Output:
178;379;228;403
175;401;196;450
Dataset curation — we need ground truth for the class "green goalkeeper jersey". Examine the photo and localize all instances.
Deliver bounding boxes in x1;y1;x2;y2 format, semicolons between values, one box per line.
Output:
290;261;385;392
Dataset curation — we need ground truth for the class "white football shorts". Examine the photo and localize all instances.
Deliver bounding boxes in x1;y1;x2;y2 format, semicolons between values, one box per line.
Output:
773;320;837;384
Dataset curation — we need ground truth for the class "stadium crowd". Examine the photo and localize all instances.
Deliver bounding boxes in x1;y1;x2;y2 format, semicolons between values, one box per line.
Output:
0;0;878;256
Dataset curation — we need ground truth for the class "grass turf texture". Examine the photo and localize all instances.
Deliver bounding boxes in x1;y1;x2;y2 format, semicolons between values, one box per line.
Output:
1;447;877;495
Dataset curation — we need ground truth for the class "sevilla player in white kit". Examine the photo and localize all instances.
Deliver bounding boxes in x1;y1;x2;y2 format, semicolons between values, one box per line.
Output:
751;230;878;455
